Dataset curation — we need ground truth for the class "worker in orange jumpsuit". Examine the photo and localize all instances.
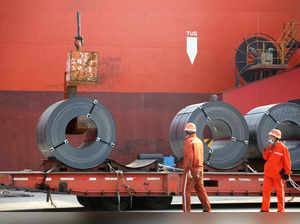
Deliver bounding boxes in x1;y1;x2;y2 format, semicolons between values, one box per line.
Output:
261;129;292;212
182;122;211;212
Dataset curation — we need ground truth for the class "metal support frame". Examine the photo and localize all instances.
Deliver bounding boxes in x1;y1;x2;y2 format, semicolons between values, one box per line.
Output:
1;171;300;197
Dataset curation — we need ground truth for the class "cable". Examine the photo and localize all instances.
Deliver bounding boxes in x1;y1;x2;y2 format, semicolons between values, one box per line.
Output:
245;164;257;173
46;191;57;208
288;176;300;192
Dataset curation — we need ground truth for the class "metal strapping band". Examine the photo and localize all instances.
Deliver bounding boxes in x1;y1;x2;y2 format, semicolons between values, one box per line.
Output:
96;137;115;148
206;148;213;165
87;99;98;118
198;106;211;121
49;139;69;152
231;136;249;145
265;111;280;124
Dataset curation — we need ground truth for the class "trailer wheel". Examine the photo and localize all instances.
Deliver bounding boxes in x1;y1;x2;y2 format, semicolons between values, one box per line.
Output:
95;197;130;211
76;196;96;208
77;196;130;210
134;196;172;210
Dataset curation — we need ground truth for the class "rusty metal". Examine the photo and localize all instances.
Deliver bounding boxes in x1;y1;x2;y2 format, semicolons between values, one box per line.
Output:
66;51;99;85
64;11;99;100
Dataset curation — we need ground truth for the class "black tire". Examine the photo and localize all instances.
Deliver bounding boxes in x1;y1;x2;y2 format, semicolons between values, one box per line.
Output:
96;196;130;211
77;196;130;211
133;196;172;210
76;196;96;208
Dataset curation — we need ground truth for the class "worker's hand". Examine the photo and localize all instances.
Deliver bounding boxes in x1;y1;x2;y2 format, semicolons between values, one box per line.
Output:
265;141;273;150
280;169;290;181
282;174;290;181
266;139;276;148
187;170;193;179
194;170;203;179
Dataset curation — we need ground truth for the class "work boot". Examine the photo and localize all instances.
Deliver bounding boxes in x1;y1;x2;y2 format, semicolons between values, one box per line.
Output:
260;210;268;212
277;209;285;213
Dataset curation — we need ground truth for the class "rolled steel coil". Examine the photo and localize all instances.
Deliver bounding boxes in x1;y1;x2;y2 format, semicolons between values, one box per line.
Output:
169;101;249;169
245;103;300;170
37;97;116;169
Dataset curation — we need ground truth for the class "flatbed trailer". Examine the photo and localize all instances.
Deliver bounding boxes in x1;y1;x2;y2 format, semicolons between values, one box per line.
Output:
1;169;300;210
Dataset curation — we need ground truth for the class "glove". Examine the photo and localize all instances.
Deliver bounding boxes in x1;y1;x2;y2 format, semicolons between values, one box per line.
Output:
283;174;290;181
284;174;290;181
194;170;203;179
280;169;290;181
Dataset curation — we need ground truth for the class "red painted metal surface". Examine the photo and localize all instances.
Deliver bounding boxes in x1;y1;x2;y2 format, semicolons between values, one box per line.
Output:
0;0;299;93
0;0;299;174
0;174;12;186
2;172;300;197
222;67;300;114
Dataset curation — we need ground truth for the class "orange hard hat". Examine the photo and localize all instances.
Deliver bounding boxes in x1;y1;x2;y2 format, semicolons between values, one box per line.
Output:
184;122;197;133
268;129;281;139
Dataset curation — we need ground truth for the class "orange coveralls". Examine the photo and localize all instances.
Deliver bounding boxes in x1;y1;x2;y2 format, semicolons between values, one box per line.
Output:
182;133;211;212
261;141;291;212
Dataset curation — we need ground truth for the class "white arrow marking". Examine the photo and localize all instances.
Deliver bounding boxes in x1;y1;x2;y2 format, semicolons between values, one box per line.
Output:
186;31;198;64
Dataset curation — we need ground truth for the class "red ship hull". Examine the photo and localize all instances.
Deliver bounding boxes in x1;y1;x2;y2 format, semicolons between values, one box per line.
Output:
0;0;299;170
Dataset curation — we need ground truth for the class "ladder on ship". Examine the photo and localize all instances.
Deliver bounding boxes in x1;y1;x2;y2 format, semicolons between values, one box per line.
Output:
234;19;300;87
277;19;300;64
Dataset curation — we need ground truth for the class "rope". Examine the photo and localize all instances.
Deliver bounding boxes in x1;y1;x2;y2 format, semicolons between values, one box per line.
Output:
116;170;135;209
288;176;300;192
116;171;121;211
287;196;295;203
245;164;257;173
43;164;58;208
282;176;300;203
46;190;57;208
106;162;136;210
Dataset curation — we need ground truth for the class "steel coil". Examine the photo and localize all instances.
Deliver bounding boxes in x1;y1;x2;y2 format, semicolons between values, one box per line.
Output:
169;101;249;169
37;97;116;169
245;102;300;170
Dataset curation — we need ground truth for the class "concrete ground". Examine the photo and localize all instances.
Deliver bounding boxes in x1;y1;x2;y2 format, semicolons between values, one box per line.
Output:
1;189;300;212
1;190;300;224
